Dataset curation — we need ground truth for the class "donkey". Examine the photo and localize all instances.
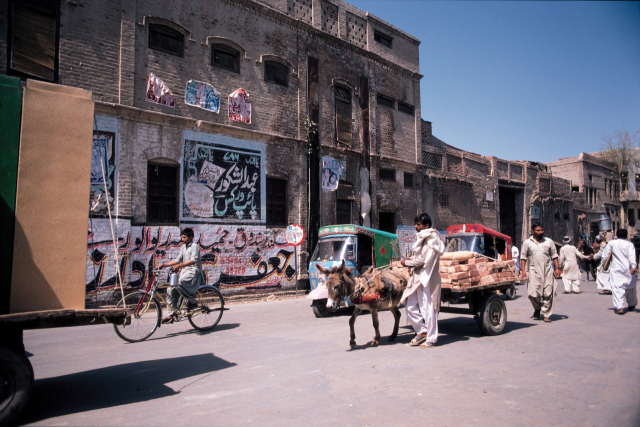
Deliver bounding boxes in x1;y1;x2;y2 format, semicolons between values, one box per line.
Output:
316;260;408;347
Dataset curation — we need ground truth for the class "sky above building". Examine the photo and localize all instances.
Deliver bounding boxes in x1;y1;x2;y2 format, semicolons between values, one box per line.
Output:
349;1;640;164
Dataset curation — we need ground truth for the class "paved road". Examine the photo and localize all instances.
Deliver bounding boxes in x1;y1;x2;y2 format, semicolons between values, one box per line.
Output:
17;274;640;426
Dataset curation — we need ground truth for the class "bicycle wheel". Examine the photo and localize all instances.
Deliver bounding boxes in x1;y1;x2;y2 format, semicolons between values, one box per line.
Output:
114;292;162;343
188;286;224;331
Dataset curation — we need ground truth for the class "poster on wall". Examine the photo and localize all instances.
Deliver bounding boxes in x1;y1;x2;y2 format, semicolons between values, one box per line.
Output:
531;206;541;219
338;158;347;179
486;190;494;202
397;225;417;258
322;156;340;191
228;88;251;123
185;80;221;113
181;131;265;223
146;73;175;107
90;116;118;216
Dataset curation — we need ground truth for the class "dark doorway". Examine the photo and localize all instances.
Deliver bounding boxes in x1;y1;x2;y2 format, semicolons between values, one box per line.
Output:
378;212;395;234
590;222;599;241
499;187;516;242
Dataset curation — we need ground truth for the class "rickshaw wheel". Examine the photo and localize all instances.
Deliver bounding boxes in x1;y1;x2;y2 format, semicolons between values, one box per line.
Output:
312;299;330;317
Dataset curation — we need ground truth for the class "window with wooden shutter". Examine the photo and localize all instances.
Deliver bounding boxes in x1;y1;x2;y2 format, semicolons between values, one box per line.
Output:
335;86;352;145
9;2;58;82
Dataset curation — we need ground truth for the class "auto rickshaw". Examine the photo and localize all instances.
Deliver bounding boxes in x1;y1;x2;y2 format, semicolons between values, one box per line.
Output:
306;225;400;317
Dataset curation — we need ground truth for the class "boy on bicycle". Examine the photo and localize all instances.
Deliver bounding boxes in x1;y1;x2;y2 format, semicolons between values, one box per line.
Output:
158;228;205;323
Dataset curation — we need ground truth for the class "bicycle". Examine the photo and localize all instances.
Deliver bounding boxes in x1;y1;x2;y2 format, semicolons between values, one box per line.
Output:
113;270;225;343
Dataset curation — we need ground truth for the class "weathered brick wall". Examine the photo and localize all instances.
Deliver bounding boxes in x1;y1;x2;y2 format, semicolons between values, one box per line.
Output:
465;156;490;179
447;154;463;174
86;219;300;301
510;163;523;182
552;176;571;198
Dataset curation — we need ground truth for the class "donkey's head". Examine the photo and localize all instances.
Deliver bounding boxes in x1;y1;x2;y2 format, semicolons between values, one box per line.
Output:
316;260;356;311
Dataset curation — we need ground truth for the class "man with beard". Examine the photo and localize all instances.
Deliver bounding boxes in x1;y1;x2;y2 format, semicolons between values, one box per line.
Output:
395;213;445;348
520;222;561;323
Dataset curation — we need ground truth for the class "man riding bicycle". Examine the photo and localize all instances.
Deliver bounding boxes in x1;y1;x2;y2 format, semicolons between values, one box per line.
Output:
158;228;205;323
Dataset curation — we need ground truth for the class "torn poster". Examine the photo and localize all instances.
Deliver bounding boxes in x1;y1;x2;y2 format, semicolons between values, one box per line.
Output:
322;156;340;191
228;88;251;124
185;80;221;113
146;73;175;107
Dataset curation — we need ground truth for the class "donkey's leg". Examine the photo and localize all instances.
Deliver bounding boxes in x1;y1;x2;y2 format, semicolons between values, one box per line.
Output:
388;306;401;342
349;307;361;347
370;308;381;346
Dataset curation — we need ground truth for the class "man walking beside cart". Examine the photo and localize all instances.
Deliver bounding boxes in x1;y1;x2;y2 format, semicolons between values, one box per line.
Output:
520;222;561;323
395;213;445;348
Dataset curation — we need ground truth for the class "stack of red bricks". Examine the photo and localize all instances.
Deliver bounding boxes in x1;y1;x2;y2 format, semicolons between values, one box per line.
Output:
440;258;517;288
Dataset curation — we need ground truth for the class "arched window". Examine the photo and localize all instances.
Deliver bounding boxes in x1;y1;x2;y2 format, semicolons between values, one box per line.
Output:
335;86;352;145
149;24;183;57
264;61;288;87
211;44;240;73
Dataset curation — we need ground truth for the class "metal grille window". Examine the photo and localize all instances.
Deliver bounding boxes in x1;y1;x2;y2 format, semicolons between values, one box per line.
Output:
440;194;449;208
149;24;183;57
379;168;395;181
9;2;58;82
422;152;443;170
147;164;178;224
265;61;288;87
266;178;287;227
376;94;394;108
335;86;352;145
336;200;351;225
398;102;414;115
374;31;392;48
212;44;239;72
404;172;413;188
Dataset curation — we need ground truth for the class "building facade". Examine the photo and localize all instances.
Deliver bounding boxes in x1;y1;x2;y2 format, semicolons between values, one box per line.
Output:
1;0;424;298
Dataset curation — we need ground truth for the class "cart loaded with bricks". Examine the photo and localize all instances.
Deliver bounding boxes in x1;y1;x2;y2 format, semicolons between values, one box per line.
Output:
438;251;523;336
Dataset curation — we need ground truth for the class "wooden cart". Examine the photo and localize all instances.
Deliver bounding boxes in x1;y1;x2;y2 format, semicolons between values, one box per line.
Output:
440;280;524;336
0;308;127;424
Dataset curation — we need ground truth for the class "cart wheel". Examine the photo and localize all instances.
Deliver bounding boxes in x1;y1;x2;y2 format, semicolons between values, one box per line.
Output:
504;284;516;300
312;299;330;318
476;293;507;336
0;346;34;426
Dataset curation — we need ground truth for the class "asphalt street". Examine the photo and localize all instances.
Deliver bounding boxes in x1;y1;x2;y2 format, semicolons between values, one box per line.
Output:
17;273;640;427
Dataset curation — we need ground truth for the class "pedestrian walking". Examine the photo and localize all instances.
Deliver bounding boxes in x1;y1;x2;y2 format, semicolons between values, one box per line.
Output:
559;236;591;294
593;235;612;295
396;212;445;348
599;229;637;315
520;222;561;323
512;244;521;273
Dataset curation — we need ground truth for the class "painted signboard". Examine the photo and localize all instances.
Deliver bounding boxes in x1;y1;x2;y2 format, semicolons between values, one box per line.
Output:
285;224;305;246
86;220;297;301
397;225;417;258
90;116;118;216
146;73;175;107
181;131;265;223
185;80;221;113
322;156;340;191
228;88;251;123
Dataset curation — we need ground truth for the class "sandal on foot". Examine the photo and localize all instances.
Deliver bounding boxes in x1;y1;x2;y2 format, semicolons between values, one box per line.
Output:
410;335;427;346
162;314;177;324
420;342;435;349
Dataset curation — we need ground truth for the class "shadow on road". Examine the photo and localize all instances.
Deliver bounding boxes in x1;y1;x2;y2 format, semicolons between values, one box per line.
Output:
145;322;241;341
17;353;236;425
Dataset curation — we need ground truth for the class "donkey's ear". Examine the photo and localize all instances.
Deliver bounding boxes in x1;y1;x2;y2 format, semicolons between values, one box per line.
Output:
316;264;330;274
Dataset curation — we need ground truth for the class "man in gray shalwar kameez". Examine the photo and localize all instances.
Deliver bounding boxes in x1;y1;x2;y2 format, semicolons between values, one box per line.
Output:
159;228;205;322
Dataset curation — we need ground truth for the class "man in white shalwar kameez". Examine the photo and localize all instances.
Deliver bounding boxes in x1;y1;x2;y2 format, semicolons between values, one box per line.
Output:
599;229;637;314
559;236;591;294
593;235;612;295
396;213;444;348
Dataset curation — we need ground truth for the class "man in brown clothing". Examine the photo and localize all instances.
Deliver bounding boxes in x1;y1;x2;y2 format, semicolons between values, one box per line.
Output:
520;222;561;322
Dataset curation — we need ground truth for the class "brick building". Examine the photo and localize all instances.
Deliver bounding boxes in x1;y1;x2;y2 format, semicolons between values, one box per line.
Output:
420;120;575;248
547;152;622;242
1;0;424;297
